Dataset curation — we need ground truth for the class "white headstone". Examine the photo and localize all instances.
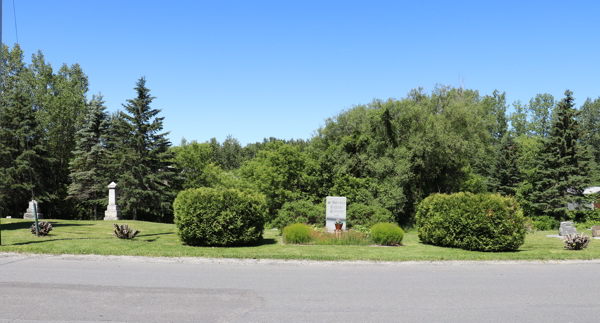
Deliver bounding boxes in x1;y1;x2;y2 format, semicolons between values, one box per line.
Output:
325;196;346;232
104;182;121;220
23;200;43;219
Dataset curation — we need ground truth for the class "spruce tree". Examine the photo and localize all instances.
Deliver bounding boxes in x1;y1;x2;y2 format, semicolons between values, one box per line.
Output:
111;77;180;221
530;90;592;219
490;134;521;196
0;45;52;217
67;95;111;219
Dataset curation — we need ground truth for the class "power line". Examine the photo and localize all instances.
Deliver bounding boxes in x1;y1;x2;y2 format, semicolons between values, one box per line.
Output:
12;0;17;44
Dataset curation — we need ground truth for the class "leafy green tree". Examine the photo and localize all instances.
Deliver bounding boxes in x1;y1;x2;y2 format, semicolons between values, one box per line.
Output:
0;45;53;217
527;93;554;137
67;95;111;219
482;90;509;143
111;77;181;221
529;90;592;219
171;141;223;189
578;97;600;183
238;143;319;222
509;100;529;136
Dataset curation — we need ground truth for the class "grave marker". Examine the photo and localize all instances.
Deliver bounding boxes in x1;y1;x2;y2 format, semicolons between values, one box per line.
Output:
325;196;346;232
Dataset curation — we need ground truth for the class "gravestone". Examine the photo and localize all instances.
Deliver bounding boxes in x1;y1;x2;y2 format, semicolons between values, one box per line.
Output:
23;200;43;219
592;226;600;238
104;182;122;220
559;221;576;236
325;196;346;232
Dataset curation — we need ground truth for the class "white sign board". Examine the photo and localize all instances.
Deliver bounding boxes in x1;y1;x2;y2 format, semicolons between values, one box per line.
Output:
325;196;346;231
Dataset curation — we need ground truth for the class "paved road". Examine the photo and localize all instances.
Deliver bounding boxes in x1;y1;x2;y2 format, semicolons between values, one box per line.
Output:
0;253;598;323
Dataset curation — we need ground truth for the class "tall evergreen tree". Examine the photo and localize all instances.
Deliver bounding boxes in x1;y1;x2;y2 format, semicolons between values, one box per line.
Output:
490;134;521;196
0;45;53;217
111;77;180;221
530;90;592;219
67;95;111;219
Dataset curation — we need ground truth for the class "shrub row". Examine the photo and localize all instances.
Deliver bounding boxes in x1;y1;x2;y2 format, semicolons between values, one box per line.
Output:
415;192;526;252
282;222;403;246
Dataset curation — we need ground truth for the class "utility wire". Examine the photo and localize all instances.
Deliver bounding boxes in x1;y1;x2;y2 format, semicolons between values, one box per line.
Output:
12;0;18;44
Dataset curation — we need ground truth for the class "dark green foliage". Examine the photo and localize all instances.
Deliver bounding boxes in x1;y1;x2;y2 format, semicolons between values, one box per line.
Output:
563;233;590;250
0;45;53;217
490;135;521;196
416;193;526;251
529;91;592;220
347;203;393;228
67;95;111;220
30;221;53;236
282;223;313;244
113;224;140;239
370;223;404;246
273;200;323;230
110;78;181;222
174;187;267;246
531;215;559;231
31;52;90;218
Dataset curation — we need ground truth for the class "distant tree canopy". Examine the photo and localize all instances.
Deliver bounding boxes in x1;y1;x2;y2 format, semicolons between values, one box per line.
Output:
2;44;598;224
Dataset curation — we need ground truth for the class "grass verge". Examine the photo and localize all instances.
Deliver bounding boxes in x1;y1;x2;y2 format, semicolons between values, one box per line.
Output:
1;218;599;261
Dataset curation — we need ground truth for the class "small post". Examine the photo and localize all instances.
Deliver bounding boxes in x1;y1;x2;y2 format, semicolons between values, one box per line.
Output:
33;202;39;237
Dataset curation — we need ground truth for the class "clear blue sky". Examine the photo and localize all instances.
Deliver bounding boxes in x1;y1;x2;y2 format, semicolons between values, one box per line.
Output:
2;0;599;146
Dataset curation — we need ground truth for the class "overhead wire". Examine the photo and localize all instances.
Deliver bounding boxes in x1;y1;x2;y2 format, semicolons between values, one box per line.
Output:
12;0;17;44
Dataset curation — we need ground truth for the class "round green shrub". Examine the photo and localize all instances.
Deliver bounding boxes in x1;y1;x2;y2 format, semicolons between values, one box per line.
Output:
371;223;404;246
347;203;393;228
273;200;323;230
283;223;313;244
173;187;267;246
416;192;526;252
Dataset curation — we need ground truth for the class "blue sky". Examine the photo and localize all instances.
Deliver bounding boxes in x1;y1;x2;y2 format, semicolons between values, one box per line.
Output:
2;0;599;145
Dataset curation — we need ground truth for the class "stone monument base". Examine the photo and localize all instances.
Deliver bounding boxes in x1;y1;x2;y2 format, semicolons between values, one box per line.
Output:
104;205;121;220
23;212;43;220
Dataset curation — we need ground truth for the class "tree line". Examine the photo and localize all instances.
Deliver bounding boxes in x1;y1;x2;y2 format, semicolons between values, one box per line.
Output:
2;44;599;225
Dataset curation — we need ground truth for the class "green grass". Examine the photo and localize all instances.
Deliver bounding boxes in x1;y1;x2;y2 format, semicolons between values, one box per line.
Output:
1;218;600;261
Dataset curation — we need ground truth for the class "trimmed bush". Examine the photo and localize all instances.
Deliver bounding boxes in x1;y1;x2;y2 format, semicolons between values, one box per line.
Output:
174;187;267;246
371;223;404;246
347;203;393;228
283;223;313;244
273;200;323;230
416;192;526;252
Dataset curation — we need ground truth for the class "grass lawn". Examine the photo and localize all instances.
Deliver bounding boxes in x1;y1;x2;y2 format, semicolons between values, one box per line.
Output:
1;218;599;261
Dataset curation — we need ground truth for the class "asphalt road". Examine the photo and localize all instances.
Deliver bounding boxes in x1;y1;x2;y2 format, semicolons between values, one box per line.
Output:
0;253;598;323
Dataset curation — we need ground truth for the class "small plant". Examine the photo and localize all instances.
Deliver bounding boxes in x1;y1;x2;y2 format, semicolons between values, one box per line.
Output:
113;224;140;239
30;221;52;236
283;223;313;244
563;233;590;250
371;223;404;246
335;219;342;224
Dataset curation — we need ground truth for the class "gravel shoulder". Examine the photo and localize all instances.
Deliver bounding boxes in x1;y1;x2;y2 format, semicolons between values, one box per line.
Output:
2;251;600;267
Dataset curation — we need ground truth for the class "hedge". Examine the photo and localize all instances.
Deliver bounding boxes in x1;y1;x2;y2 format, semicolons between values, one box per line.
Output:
174;187;267;246
415;192;526;252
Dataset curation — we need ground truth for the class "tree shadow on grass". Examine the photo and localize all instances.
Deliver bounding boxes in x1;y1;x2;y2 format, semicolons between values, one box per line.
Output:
0;221;93;231
8;237;112;246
